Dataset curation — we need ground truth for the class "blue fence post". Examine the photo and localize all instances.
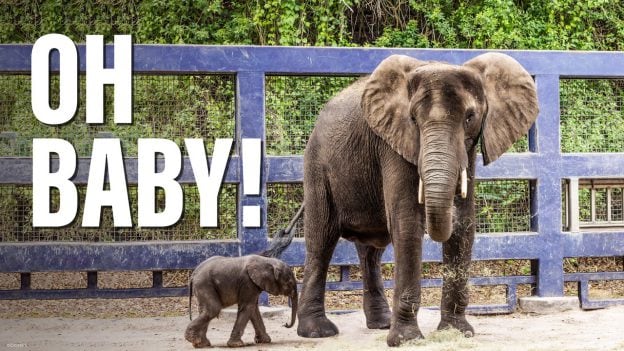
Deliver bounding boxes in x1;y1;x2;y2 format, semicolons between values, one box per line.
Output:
533;74;564;297
236;71;268;255
236;71;269;305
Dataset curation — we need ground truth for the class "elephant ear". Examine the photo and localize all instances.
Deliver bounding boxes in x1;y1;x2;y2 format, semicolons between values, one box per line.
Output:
362;55;427;165
247;257;280;295
464;52;539;165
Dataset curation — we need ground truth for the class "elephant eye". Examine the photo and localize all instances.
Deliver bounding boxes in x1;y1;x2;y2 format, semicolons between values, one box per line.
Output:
465;110;475;125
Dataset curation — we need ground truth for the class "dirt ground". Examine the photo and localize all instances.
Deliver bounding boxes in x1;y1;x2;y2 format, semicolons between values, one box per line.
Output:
1;304;624;351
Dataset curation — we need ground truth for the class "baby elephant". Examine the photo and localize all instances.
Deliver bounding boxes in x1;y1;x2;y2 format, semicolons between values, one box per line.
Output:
184;255;298;348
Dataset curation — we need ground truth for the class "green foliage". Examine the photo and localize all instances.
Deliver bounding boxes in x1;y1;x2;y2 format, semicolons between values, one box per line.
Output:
0;74;235;157
3;0;624;50
560;79;624;153
374;20;431;48
374;0;624;50
476;180;531;233
243;0;353;46
0;183;237;242
267;184;304;237
0;73;237;241
266;76;358;155
0;0;353;45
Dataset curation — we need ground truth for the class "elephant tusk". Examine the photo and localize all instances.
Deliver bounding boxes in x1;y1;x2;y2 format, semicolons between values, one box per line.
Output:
418;178;424;204
461;168;468;199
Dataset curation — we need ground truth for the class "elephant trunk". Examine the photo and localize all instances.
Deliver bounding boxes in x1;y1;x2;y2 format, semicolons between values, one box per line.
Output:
424;186;455;242
420;125;461;243
284;286;298;328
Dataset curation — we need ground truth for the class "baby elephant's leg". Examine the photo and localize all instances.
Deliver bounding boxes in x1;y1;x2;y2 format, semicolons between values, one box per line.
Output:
185;310;215;348
227;304;255;347
250;305;271;344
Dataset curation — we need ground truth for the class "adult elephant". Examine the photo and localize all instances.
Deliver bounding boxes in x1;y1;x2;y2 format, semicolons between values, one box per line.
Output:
296;53;538;346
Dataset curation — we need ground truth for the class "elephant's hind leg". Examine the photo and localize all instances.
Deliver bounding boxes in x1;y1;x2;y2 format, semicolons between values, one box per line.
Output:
185;294;221;348
297;178;341;338
356;242;391;329
185;310;216;348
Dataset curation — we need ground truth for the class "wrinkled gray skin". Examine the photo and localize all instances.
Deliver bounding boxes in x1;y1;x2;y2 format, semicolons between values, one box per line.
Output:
185;255;298;348
297;53;538;346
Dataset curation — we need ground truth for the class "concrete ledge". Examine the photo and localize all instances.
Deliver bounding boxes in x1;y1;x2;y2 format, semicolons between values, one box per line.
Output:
519;296;579;314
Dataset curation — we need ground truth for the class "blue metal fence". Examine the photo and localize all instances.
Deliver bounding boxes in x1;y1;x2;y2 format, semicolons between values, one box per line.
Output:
0;45;623;312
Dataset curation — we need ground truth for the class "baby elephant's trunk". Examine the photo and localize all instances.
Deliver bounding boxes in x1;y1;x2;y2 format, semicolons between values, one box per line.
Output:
284;287;298;328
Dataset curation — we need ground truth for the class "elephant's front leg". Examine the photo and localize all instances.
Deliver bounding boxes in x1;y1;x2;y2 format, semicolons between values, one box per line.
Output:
250;305;271;344
437;196;475;336
387;212;426;346
227;304;254;347
297;243;340;338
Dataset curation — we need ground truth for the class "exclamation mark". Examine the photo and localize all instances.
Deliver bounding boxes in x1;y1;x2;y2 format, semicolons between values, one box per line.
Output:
242;138;261;227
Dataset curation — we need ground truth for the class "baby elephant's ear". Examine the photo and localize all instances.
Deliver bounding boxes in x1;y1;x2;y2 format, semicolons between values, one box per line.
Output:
464;53;539;165
362;55;427;165
247;258;280;295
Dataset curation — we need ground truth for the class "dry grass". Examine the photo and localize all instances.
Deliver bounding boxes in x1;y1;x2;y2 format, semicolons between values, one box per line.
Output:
0;297;190;319
0;273;20;290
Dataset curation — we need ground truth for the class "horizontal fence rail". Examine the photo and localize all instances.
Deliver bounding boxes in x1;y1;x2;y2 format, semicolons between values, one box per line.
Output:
0;45;623;311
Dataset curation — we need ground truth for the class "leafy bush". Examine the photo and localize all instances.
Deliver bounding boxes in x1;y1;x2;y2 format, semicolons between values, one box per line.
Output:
266;76;358;155
560;79;624;153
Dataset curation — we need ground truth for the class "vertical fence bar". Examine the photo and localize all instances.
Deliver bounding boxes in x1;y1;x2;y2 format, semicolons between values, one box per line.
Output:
563;180;568;228
533;74;564;297
530;180;539;232
20;273;31;290
87;271;98;289
341;266;351;282
607;188;612;222
236;71;268;256
506;284;518;310
590;188;596;223
152;271;163;288
568;178;580;232
236;71;269;305
528;122;538;153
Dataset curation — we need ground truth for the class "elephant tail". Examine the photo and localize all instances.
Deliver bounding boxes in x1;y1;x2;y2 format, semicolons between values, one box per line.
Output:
260;204;304;259
188;277;193;321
